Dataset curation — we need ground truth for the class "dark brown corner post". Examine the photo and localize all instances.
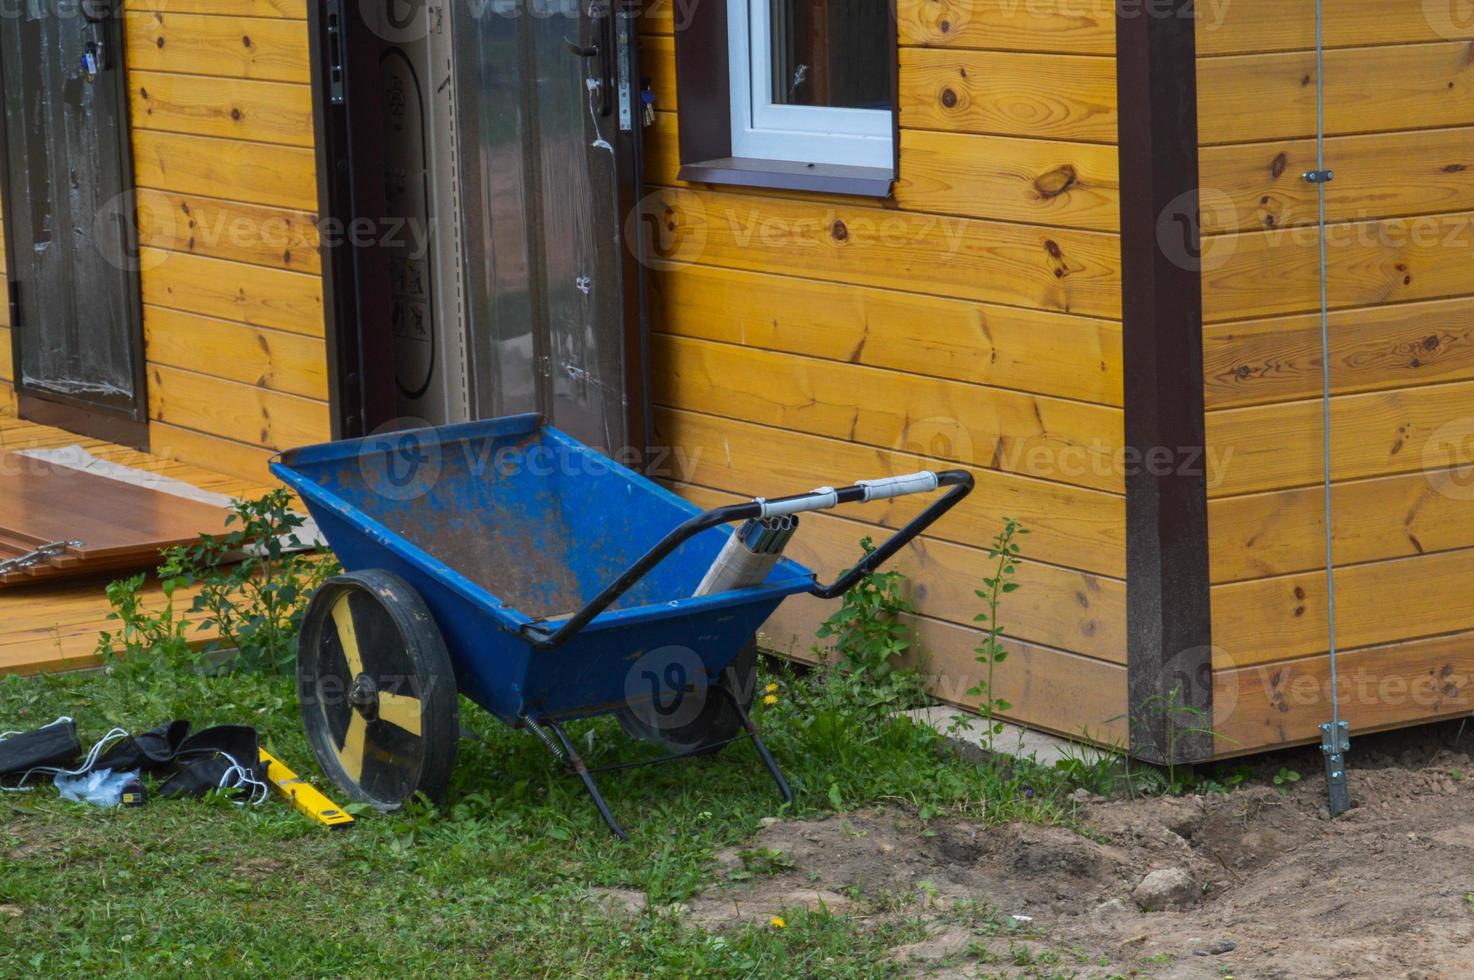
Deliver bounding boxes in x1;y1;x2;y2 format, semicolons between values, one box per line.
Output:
1117;0;1214;764
672;0;731;164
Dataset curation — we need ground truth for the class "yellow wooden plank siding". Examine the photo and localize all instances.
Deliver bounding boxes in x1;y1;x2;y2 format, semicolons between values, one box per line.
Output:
124;0;306;18
139;249;322;334
130;71;314;147
1212;548;1474;667
656;334;1123;493
644;186;1122;318
0;324;12;417
1197;9;1474;752
1197;43;1474;146
1205;382;1474;498
124;12;310;83
1213;630;1474;755
1208;472;1474;584
894;0;1115;55
132;131;317;211
136;189;320;273
894;129;1121;232
1203;297;1474;410
148;422;280;484
650;264;1123;407
124;11;328;478
900;48;1117;143
147;364;329;452
1200;128;1474;235
637;0;673;35
644;15;1127;733
1200;210;1474;324
1196;0;1474;57
144;307;328;401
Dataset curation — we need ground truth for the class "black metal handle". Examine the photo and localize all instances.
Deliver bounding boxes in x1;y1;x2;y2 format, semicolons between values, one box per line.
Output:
808;470;973;599
519;470;973;650
566;3;615;117
594;2;615;117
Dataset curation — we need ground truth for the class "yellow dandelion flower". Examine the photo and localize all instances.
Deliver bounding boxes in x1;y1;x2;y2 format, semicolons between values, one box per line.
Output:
765;682;779;694
763;693;779;706
769;916;786;929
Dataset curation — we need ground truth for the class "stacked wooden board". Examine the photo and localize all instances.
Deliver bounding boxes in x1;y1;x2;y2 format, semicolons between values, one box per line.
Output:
0;450;232;586
0;415;275;675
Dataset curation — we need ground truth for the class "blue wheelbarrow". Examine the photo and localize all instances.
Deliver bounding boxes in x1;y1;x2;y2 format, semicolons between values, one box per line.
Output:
271;414;971;838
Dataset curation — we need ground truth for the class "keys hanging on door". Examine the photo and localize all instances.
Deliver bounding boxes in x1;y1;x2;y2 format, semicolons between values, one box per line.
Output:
80;0;114;82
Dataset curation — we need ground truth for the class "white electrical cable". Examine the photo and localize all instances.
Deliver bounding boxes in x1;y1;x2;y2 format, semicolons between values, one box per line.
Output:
1;718;267;805
1;720;131;792
174;747;270;806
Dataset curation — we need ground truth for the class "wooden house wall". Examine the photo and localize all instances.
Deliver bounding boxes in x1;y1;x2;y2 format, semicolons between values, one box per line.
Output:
639;0;1129;742
1195;3;1474;753
0;180;10;416
122;0;328;479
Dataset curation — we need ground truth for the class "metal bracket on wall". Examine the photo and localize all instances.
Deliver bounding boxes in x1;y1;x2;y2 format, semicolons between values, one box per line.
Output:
1321;719;1350;815
1302;170;1334;184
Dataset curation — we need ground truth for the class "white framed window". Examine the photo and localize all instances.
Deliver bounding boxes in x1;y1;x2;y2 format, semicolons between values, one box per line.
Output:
727;1;894;170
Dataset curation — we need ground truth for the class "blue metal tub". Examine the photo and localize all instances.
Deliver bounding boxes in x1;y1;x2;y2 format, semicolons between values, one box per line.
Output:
272;414;816;724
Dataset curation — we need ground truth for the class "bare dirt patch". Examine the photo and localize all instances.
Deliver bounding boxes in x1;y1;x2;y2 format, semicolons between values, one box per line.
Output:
682;730;1474;977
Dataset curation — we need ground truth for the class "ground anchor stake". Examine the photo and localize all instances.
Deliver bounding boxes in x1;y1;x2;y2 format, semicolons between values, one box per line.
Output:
1321;720;1350;817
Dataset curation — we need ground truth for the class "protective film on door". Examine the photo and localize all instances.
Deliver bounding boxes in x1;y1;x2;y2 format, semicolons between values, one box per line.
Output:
0;0;144;424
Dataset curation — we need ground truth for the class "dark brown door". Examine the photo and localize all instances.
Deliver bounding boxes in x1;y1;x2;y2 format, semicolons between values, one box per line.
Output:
312;0;649;458
0;0;147;447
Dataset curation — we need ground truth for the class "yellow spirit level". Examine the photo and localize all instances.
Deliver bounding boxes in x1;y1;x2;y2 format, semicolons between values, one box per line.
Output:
259;749;355;829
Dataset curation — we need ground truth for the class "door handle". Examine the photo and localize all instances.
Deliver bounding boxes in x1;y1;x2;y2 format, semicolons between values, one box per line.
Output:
567;3;615;117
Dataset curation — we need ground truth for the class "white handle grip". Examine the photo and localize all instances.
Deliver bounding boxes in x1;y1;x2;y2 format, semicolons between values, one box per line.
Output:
857;472;939;502
756;487;838;518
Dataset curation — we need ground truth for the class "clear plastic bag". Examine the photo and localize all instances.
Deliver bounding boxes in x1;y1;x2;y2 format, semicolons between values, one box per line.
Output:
54;768;140;807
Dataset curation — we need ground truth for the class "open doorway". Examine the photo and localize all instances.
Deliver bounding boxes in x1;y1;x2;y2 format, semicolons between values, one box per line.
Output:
311;0;650;459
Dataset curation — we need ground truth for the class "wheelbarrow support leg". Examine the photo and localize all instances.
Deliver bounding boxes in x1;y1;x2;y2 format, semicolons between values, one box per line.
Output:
541;718;630;841
715;685;794;806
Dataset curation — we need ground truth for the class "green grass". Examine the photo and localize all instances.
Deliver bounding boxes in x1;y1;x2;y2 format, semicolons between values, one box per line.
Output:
0;657;1079;978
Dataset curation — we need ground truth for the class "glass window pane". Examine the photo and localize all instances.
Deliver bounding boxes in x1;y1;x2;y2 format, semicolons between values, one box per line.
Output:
768;0;890;109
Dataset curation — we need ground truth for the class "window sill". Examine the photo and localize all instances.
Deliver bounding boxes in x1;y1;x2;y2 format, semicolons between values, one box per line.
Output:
677;157;894;198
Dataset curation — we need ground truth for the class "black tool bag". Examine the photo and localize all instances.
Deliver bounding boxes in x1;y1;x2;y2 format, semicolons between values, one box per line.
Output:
91;720;191;774
159;725;262;800
0;719;82;782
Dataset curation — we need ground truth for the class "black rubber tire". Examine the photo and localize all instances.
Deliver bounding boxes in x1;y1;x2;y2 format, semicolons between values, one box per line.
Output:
615;640;758;755
298;570;460;810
